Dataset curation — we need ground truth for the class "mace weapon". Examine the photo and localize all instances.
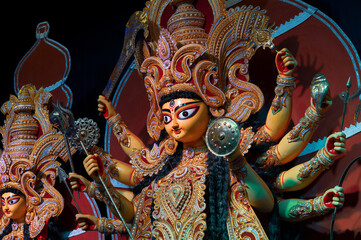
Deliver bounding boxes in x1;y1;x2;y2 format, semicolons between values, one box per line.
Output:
70;117;134;240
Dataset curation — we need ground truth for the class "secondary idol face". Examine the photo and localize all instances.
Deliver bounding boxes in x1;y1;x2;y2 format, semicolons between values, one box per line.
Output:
1;192;27;223
162;98;209;145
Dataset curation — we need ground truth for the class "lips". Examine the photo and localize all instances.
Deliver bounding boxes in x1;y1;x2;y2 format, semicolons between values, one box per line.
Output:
173;128;181;134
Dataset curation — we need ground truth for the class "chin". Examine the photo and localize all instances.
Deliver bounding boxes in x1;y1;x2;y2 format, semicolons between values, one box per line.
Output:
173;135;184;142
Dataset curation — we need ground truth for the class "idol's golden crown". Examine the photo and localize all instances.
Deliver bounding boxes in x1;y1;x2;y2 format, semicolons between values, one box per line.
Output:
137;0;274;140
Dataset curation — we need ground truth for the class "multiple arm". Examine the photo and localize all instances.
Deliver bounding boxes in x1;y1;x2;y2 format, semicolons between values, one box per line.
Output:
250;50;347;222
70;46;347;233
230;49;347;220
69;96;144;230
255;74;333;172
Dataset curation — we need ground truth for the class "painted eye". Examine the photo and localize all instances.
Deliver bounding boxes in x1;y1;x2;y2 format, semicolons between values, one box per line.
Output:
1;200;5;206
163;115;172;125
177;106;199;120
8;197;20;205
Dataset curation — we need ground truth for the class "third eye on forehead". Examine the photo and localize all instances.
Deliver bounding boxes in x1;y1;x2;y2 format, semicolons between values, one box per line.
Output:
163;100;202;112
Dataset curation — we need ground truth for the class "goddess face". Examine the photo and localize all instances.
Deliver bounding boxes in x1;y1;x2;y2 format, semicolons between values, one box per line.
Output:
1;192;27;223
162;98;209;145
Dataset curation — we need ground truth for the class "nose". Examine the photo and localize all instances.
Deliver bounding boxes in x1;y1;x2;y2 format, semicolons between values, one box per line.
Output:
3;203;9;211
172;118;179;129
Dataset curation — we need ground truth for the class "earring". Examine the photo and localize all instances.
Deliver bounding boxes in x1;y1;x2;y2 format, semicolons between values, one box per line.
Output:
2;215;9;226
25;210;34;223
165;137;178;155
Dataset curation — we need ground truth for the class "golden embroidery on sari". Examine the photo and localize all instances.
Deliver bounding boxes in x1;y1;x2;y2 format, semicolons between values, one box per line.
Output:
152;151;208;239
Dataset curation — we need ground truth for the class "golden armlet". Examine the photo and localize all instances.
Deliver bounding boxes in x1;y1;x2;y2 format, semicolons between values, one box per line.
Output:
297;148;334;181
255;145;280;170
288;106;324;143
97;217;126;234
271;75;295;114
88;177;121;208
87;181;105;201
273;171;285;192
108;113;131;148
289;196;329;219
90;145;119;179
253;125;273;145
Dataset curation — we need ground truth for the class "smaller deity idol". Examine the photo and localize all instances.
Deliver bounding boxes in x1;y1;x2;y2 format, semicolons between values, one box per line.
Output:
0;188;32;240
0;84;69;239
0;183;62;240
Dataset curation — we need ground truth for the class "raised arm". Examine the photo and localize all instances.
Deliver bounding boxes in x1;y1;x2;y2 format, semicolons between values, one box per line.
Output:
255;74;333;170
97;95;146;186
98;95;146;156
254;48;297;145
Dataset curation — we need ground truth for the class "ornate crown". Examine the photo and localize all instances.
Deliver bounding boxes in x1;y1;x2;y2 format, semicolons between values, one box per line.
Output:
0;84;69;238
138;0;275;140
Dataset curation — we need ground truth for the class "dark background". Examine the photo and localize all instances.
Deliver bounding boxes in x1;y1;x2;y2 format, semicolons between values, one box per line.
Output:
1;0;360;125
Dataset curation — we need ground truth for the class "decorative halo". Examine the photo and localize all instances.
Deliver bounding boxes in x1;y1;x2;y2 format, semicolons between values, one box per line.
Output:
205;117;240;156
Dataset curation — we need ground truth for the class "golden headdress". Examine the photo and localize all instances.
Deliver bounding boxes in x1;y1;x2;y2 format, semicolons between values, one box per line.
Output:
138;0;275;140
0;84;69;238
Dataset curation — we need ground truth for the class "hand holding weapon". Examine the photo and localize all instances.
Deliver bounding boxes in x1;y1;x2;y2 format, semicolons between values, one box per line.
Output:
69;117;135;240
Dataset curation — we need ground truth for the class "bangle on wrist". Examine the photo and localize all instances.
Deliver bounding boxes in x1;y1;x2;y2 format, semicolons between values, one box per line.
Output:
271;75;296;114
108;113;131;147
297;148;334;181
288;106;324;143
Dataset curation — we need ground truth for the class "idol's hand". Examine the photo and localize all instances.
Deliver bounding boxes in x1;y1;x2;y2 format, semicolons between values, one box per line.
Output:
322;186;344;209
83;154;105;183
76;214;99;231
276;48;297;77
325;132;346;156
69;173;91;192
98;95;116;120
